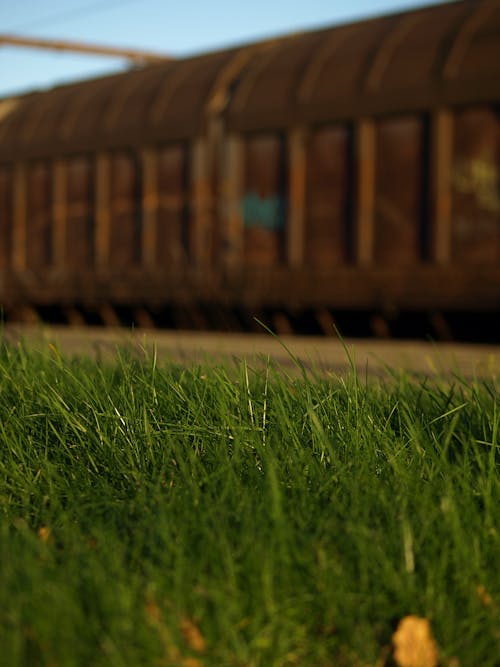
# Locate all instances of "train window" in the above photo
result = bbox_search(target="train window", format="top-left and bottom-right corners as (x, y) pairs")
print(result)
(109, 151), (142, 268)
(26, 162), (52, 271)
(374, 116), (426, 265)
(451, 107), (500, 264)
(156, 144), (189, 267)
(243, 133), (287, 266)
(66, 156), (94, 268)
(0, 166), (12, 270)
(305, 125), (351, 266)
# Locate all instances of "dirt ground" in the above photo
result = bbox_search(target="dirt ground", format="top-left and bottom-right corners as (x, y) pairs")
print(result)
(2, 324), (498, 379)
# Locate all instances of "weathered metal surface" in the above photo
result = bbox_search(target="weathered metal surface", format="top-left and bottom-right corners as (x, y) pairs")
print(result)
(287, 127), (307, 268)
(243, 134), (286, 266)
(205, 47), (258, 116)
(374, 116), (425, 265)
(2, 1), (499, 163)
(156, 145), (188, 267)
(0, 94), (32, 145)
(140, 148), (158, 269)
(26, 162), (52, 271)
(12, 162), (27, 272)
(430, 110), (453, 264)
(69, 77), (127, 147)
(364, 14), (423, 92)
(94, 153), (110, 268)
(230, 32), (322, 128)
(51, 159), (67, 268)
(66, 156), (94, 268)
(221, 134), (244, 269)
(190, 137), (213, 267)
(109, 151), (141, 268)
(443, 0), (500, 80)
(303, 18), (390, 112)
(2, 265), (497, 312)
(451, 106), (500, 263)
(0, 166), (12, 270)
(355, 120), (375, 265)
(296, 26), (358, 104)
(0, 53), (234, 162)
(104, 66), (165, 131)
(375, 5), (461, 90)
(228, 1), (500, 131)
(305, 125), (350, 267)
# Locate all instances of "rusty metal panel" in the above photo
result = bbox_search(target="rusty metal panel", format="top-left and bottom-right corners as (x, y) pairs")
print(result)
(26, 162), (52, 270)
(104, 66), (165, 131)
(243, 133), (286, 266)
(356, 120), (376, 265)
(1, 2), (500, 165)
(364, 14), (423, 93)
(190, 137), (213, 267)
(149, 52), (232, 132)
(23, 87), (75, 147)
(66, 75), (126, 143)
(449, 4), (500, 81)
(0, 95), (36, 149)
(377, 3), (467, 90)
(430, 110), (453, 264)
(305, 125), (350, 267)
(307, 19), (390, 105)
(297, 28), (356, 105)
(95, 153), (110, 267)
(12, 163), (27, 271)
(287, 127), (307, 267)
(451, 106), (500, 264)
(0, 166), (12, 270)
(374, 116), (425, 265)
(156, 144), (188, 266)
(60, 78), (121, 142)
(109, 151), (141, 268)
(66, 156), (94, 268)
(230, 33), (321, 126)
(0, 53), (236, 162)
(52, 159), (67, 268)
(140, 149), (158, 268)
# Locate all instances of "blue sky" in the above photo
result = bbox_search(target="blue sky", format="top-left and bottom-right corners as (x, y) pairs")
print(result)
(1, 0), (450, 98)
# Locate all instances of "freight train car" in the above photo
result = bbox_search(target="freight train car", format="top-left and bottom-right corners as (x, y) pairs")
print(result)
(0, 0), (499, 338)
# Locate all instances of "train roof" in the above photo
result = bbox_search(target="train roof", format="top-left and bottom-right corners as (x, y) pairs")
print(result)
(1, 0), (499, 161)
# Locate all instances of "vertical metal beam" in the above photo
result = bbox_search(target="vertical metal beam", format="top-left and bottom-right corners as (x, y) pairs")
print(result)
(430, 109), (453, 264)
(95, 152), (111, 268)
(12, 161), (27, 272)
(191, 137), (212, 267)
(52, 159), (67, 268)
(223, 133), (244, 269)
(141, 148), (158, 269)
(287, 126), (307, 268)
(355, 119), (375, 265)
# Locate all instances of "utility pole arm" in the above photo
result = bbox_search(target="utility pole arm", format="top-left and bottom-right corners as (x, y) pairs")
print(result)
(0, 34), (170, 65)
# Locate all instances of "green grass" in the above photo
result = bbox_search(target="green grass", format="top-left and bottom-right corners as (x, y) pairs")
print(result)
(0, 340), (498, 667)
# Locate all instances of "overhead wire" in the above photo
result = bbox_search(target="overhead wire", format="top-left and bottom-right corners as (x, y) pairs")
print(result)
(6, 0), (142, 32)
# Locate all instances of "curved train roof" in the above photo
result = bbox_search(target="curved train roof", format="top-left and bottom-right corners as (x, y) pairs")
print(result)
(1, 0), (499, 161)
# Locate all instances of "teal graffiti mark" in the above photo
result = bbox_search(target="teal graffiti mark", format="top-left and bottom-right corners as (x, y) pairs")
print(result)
(242, 192), (286, 231)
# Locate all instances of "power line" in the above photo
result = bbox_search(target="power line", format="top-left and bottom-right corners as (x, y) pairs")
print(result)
(7, 0), (142, 32)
